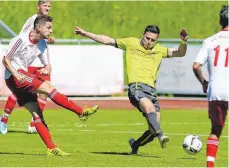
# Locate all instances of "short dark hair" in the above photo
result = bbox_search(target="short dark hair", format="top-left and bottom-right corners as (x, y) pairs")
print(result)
(219, 5), (228, 28)
(34, 15), (53, 29)
(144, 25), (160, 35)
(38, 0), (51, 5)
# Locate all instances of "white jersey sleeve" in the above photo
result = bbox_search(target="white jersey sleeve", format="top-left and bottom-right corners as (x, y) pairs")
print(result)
(19, 14), (37, 34)
(6, 37), (23, 60)
(195, 41), (208, 65)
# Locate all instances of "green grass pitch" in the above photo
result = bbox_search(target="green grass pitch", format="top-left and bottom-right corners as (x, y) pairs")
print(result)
(0, 108), (228, 167)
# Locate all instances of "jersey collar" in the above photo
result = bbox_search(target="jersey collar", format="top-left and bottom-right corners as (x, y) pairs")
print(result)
(29, 31), (38, 44)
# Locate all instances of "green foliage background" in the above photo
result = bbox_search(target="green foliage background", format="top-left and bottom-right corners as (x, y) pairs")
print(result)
(0, 1), (227, 38)
(0, 1), (227, 86)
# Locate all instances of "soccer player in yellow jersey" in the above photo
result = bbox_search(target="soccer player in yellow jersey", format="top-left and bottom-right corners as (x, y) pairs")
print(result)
(74, 25), (188, 154)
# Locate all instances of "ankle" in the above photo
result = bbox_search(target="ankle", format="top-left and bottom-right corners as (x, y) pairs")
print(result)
(158, 134), (164, 141)
(30, 122), (35, 127)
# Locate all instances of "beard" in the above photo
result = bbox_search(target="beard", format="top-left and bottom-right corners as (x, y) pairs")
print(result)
(42, 35), (49, 39)
(144, 44), (153, 50)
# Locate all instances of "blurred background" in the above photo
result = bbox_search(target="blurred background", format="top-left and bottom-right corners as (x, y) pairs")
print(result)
(0, 1), (228, 167)
(0, 0), (227, 97)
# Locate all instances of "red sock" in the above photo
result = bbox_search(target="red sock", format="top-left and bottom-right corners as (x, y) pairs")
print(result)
(4, 94), (17, 114)
(49, 89), (83, 115)
(206, 137), (219, 168)
(34, 117), (56, 149)
(1, 94), (17, 124)
(30, 120), (35, 127)
(38, 96), (47, 112)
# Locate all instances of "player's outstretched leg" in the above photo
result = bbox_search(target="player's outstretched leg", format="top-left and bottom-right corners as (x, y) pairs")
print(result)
(48, 89), (99, 120)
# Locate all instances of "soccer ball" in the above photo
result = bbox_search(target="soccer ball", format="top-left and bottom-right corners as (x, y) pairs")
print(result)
(182, 135), (202, 155)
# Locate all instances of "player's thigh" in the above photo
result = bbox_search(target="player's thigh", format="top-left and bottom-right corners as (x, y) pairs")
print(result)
(139, 97), (155, 113)
(5, 76), (38, 107)
(128, 82), (147, 112)
(38, 93), (48, 100)
(37, 81), (50, 99)
(208, 101), (228, 127)
(128, 82), (159, 113)
(36, 81), (55, 95)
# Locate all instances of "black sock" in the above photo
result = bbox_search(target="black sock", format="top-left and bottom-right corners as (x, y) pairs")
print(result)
(134, 130), (155, 148)
(146, 112), (163, 138)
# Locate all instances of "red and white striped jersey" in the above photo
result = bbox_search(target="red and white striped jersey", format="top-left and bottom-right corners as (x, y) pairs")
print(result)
(20, 14), (49, 67)
(5, 32), (49, 79)
(195, 29), (229, 101)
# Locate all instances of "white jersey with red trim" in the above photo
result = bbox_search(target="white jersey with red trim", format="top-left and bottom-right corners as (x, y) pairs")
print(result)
(5, 32), (49, 79)
(195, 30), (229, 101)
(20, 13), (48, 67)
(20, 14), (37, 34)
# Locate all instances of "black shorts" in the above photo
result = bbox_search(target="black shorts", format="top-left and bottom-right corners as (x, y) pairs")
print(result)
(208, 101), (228, 127)
(128, 82), (160, 112)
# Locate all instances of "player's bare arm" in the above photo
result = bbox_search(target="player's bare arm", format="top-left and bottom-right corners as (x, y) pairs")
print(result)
(168, 28), (188, 57)
(74, 26), (116, 47)
(193, 62), (208, 93)
(2, 56), (26, 83)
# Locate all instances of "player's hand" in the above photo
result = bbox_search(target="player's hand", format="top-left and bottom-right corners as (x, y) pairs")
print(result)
(15, 73), (26, 83)
(37, 68), (49, 75)
(180, 28), (188, 41)
(47, 37), (56, 44)
(74, 26), (86, 36)
(202, 79), (208, 93)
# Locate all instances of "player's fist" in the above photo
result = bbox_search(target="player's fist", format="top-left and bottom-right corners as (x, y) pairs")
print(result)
(74, 26), (86, 36)
(202, 80), (208, 93)
(180, 28), (188, 41)
(37, 68), (49, 75)
(48, 37), (56, 44)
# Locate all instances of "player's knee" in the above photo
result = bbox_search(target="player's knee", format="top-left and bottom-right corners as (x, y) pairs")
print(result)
(142, 105), (155, 113)
(43, 82), (55, 94)
(149, 105), (156, 112)
(38, 93), (48, 100)
(139, 98), (155, 113)
(211, 125), (223, 138)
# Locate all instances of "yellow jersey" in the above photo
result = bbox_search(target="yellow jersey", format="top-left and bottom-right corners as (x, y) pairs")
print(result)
(116, 37), (168, 88)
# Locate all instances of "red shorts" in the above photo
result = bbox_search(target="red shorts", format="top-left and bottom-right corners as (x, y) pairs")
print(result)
(5, 69), (44, 106)
(28, 66), (51, 81)
(208, 101), (228, 127)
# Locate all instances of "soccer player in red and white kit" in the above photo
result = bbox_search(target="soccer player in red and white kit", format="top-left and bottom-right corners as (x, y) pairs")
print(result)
(0, 0), (55, 134)
(2, 15), (98, 155)
(193, 5), (228, 168)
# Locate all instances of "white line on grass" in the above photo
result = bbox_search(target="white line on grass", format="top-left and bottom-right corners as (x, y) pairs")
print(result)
(7, 127), (229, 138)
(76, 129), (229, 138)
(9, 122), (216, 127)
